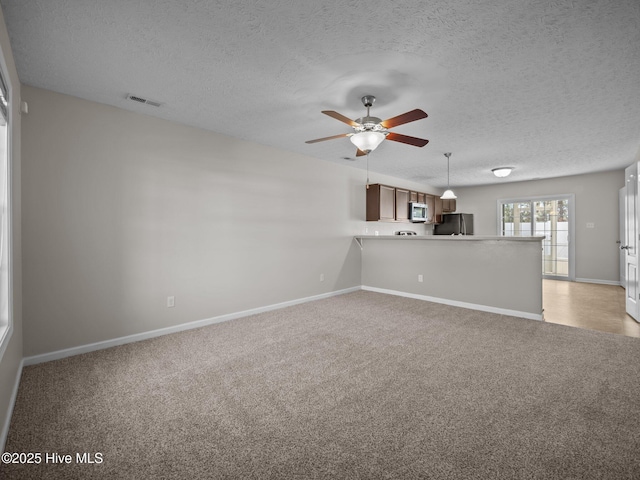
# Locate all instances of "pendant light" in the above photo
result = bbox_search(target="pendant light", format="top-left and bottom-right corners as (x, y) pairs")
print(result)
(441, 152), (457, 199)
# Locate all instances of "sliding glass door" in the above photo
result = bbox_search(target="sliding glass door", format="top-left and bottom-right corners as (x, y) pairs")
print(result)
(499, 195), (575, 280)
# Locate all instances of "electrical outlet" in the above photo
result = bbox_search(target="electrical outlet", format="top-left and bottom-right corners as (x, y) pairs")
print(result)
(320, 273), (324, 282)
(167, 296), (175, 308)
(586, 222), (595, 229)
(418, 274), (424, 282)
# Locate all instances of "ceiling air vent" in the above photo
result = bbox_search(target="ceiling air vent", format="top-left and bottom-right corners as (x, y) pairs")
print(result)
(126, 94), (163, 107)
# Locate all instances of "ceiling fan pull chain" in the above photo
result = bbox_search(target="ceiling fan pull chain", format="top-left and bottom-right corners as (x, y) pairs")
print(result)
(366, 152), (370, 188)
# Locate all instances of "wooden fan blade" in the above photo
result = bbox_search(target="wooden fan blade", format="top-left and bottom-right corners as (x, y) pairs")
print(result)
(386, 132), (429, 147)
(380, 109), (428, 129)
(305, 133), (350, 144)
(322, 110), (360, 127)
(356, 149), (368, 157)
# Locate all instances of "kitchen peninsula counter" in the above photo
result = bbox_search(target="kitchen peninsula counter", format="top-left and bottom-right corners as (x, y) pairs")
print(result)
(355, 234), (544, 320)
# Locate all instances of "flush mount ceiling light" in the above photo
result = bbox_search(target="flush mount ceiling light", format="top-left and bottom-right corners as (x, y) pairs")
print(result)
(441, 152), (457, 200)
(492, 167), (513, 178)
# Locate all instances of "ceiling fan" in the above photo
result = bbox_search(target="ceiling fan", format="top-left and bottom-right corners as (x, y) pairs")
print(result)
(305, 95), (429, 157)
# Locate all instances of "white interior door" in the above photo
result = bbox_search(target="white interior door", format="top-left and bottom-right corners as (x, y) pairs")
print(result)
(624, 163), (638, 320)
(620, 186), (626, 287)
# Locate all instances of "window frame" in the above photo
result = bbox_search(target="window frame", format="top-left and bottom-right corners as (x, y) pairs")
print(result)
(0, 44), (13, 363)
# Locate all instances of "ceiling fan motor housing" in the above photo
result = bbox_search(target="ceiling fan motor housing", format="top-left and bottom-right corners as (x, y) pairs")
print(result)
(361, 95), (376, 108)
(354, 116), (386, 133)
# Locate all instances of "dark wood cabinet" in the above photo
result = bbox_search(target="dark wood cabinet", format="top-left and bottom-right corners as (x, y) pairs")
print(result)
(395, 188), (410, 221)
(425, 194), (436, 224)
(442, 198), (457, 213)
(367, 184), (441, 223)
(410, 191), (427, 204)
(366, 184), (396, 221)
(433, 196), (444, 224)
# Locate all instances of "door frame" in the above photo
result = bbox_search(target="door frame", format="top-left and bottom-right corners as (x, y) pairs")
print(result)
(497, 194), (576, 281)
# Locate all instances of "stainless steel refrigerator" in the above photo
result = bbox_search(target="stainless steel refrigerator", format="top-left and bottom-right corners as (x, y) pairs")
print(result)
(433, 213), (474, 235)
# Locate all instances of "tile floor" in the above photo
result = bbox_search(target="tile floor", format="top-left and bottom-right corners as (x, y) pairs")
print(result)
(543, 279), (640, 338)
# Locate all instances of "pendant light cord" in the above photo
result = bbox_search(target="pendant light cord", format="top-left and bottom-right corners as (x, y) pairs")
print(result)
(447, 157), (450, 189)
(445, 152), (452, 189)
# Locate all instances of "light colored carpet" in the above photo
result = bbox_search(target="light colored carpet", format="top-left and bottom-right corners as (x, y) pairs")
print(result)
(2, 290), (640, 479)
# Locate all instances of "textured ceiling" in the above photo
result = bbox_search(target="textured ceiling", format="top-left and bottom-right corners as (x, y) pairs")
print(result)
(1, 0), (639, 187)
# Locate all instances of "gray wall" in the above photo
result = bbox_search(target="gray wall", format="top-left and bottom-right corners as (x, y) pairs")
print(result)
(361, 237), (543, 317)
(20, 86), (437, 357)
(0, 4), (22, 450)
(454, 170), (624, 283)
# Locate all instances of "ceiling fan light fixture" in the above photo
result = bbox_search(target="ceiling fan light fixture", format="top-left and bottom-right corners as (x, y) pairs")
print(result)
(492, 167), (513, 178)
(350, 131), (385, 153)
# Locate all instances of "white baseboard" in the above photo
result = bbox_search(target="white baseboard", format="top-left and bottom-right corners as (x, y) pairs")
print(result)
(362, 286), (543, 321)
(23, 287), (361, 366)
(575, 278), (622, 286)
(1, 357), (23, 452)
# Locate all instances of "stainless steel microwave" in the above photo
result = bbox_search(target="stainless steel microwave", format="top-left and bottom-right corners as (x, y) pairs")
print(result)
(409, 202), (428, 222)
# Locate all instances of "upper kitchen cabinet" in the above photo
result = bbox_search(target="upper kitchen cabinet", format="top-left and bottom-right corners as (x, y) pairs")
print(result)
(395, 188), (410, 221)
(428, 197), (456, 224)
(431, 195), (444, 224)
(366, 184), (396, 221)
(424, 194), (436, 224)
(367, 184), (439, 223)
(410, 191), (427, 204)
(442, 198), (457, 213)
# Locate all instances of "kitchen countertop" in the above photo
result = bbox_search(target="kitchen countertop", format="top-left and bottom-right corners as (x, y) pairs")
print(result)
(354, 235), (545, 242)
